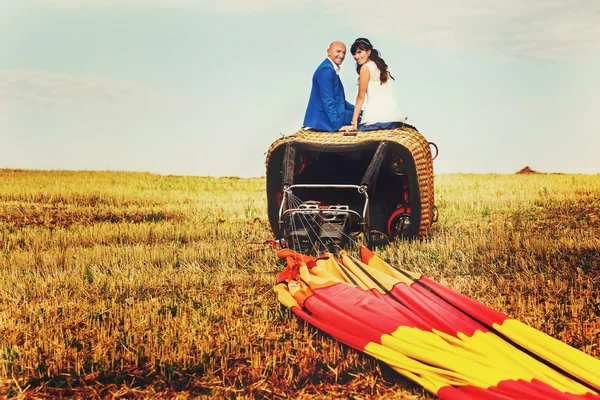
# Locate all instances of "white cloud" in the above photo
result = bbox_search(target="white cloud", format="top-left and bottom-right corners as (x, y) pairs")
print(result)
(0, 68), (264, 177)
(32, 0), (314, 13)
(325, 0), (600, 59)
(30, 0), (600, 59)
(0, 69), (197, 115)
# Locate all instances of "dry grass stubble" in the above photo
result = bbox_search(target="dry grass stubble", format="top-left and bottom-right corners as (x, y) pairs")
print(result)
(0, 169), (598, 398)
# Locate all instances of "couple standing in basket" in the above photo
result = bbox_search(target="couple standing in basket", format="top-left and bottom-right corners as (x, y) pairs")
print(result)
(303, 38), (405, 133)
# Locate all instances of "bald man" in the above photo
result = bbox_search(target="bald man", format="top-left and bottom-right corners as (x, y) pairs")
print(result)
(303, 41), (356, 132)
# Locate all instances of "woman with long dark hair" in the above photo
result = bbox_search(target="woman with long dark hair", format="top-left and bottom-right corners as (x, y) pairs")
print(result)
(342, 38), (403, 131)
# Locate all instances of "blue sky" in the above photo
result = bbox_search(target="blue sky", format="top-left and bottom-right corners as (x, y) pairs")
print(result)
(1, 0), (599, 177)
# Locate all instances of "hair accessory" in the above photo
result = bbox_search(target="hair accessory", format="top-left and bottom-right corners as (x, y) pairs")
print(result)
(355, 39), (372, 47)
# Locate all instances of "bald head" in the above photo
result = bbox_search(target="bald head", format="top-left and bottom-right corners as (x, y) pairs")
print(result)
(327, 41), (347, 66)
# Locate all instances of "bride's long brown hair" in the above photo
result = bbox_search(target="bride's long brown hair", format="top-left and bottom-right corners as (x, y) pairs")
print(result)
(350, 38), (393, 84)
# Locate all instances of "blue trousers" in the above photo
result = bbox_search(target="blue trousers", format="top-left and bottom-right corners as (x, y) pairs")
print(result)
(358, 121), (406, 131)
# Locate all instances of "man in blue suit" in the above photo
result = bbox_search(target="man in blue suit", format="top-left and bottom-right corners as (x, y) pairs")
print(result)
(303, 41), (355, 132)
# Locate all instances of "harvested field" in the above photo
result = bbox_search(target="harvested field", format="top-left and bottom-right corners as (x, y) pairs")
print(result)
(1, 169), (599, 398)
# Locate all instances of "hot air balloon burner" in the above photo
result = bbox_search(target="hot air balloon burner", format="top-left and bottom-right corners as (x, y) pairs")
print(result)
(279, 184), (369, 254)
(319, 205), (352, 252)
(284, 202), (323, 254)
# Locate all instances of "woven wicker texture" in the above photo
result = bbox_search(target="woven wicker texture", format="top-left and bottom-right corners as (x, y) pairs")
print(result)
(265, 127), (435, 237)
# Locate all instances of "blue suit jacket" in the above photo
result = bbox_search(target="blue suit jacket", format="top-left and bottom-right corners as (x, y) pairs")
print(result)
(303, 59), (354, 132)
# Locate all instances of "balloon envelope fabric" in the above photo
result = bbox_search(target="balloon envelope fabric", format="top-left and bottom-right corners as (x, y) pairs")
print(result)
(273, 247), (600, 399)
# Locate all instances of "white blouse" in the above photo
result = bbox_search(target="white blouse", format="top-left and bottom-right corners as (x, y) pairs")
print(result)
(360, 61), (403, 125)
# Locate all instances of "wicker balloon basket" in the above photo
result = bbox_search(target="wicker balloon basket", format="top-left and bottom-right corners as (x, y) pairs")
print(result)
(265, 125), (437, 247)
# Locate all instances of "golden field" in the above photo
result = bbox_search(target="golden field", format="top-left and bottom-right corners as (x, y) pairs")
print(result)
(0, 168), (599, 399)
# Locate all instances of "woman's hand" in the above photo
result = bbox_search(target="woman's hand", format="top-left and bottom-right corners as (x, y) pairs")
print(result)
(338, 125), (354, 132)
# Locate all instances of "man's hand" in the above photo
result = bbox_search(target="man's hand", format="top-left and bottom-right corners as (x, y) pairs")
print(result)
(338, 125), (354, 132)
